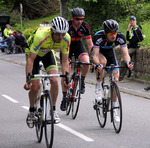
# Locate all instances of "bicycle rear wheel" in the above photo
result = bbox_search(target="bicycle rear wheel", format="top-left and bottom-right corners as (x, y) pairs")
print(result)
(35, 96), (43, 142)
(111, 83), (122, 133)
(44, 90), (54, 148)
(66, 88), (72, 115)
(72, 77), (81, 119)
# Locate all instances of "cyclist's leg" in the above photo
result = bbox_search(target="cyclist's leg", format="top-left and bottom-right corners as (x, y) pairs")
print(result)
(74, 41), (89, 94)
(94, 54), (106, 102)
(26, 56), (41, 128)
(43, 50), (60, 123)
(60, 50), (72, 111)
(77, 41), (90, 75)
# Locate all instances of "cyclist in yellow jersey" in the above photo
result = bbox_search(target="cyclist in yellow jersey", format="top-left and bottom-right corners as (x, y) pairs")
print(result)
(24, 16), (71, 127)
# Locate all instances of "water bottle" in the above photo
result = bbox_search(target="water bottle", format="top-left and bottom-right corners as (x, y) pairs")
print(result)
(104, 85), (109, 99)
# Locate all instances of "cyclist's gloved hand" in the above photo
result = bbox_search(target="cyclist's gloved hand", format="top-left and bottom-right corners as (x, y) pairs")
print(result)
(95, 63), (103, 71)
(24, 82), (32, 90)
(24, 73), (32, 90)
(126, 61), (134, 69)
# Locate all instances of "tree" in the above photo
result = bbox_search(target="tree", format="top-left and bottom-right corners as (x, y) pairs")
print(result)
(60, 0), (68, 19)
(114, 0), (144, 17)
(13, 0), (60, 19)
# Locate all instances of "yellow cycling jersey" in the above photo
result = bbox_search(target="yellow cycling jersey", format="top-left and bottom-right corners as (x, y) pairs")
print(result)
(25, 26), (71, 57)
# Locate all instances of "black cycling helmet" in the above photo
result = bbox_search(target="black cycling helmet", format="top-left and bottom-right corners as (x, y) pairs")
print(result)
(102, 19), (119, 33)
(71, 7), (85, 18)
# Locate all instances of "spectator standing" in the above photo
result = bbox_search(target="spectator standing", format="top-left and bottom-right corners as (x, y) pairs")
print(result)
(119, 16), (144, 81)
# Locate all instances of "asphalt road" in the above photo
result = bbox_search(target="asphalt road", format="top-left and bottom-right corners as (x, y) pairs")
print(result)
(0, 53), (150, 148)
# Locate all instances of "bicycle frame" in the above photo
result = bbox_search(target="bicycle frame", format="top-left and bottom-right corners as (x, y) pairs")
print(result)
(70, 63), (81, 100)
(66, 61), (92, 119)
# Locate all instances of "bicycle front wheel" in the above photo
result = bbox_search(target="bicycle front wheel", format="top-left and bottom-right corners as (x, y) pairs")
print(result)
(72, 77), (81, 119)
(111, 83), (122, 133)
(35, 96), (43, 142)
(44, 90), (54, 148)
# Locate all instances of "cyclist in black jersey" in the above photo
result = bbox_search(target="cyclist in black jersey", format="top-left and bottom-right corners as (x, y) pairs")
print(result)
(92, 19), (133, 122)
(60, 7), (93, 111)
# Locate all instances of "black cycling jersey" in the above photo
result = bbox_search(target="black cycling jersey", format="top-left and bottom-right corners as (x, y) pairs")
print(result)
(93, 30), (127, 50)
(68, 20), (92, 42)
(93, 30), (127, 70)
(67, 20), (92, 60)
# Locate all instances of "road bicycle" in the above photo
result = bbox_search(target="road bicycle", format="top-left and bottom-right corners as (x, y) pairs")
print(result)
(65, 61), (92, 119)
(93, 64), (132, 133)
(27, 63), (69, 148)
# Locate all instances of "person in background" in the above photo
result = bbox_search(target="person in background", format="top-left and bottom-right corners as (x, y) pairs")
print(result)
(0, 33), (15, 53)
(119, 16), (144, 81)
(17, 30), (27, 52)
(3, 24), (12, 39)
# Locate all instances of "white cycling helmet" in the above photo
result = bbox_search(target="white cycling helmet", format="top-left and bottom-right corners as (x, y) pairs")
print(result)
(51, 16), (69, 34)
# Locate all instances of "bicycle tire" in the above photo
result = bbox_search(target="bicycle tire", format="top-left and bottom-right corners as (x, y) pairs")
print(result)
(66, 88), (72, 115)
(35, 96), (43, 143)
(111, 83), (122, 133)
(72, 77), (81, 119)
(44, 90), (54, 148)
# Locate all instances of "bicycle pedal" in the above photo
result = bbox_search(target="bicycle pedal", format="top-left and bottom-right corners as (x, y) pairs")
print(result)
(93, 104), (97, 110)
(38, 108), (42, 113)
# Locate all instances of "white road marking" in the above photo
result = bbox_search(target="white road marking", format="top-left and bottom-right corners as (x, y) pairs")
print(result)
(57, 123), (94, 142)
(9, 101), (94, 143)
(22, 106), (29, 110)
(2, 94), (19, 103)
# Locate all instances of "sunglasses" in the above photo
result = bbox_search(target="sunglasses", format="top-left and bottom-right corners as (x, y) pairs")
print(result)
(107, 32), (117, 36)
(55, 33), (66, 36)
(75, 18), (84, 21)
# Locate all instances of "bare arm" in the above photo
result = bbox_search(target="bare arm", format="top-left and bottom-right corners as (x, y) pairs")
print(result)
(121, 46), (131, 63)
(26, 52), (37, 82)
(93, 46), (100, 65)
(61, 53), (69, 74)
(86, 38), (93, 56)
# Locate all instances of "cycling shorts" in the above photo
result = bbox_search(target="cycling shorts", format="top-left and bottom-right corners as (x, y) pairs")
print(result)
(69, 40), (88, 60)
(27, 50), (58, 75)
(100, 48), (119, 72)
(91, 48), (119, 72)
